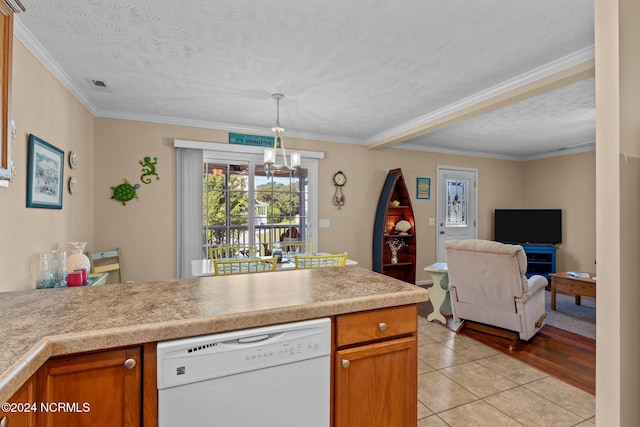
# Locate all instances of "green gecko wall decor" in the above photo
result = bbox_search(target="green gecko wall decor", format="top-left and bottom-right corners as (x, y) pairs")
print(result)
(140, 156), (159, 184)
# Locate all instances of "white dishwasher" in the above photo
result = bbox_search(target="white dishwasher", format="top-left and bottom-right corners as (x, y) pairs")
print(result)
(157, 317), (331, 427)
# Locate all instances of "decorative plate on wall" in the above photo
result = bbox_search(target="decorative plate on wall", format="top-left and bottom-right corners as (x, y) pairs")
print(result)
(69, 151), (78, 169)
(68, 176), (78, 194)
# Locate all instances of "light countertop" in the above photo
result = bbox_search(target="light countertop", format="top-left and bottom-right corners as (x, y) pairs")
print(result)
(0, 266), (428, 402)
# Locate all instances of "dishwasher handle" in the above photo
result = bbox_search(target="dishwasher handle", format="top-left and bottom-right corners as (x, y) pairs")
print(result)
(237, 334), (270, 344)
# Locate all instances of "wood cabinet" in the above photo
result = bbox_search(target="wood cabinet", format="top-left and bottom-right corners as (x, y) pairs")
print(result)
(0, 1), (14, 183)
(37, 347), (142, 427)
(1, 344), (156, 427)
(373, 169), (416, 284)
(0, 374), (37, 427)
(334, 305), (418, 427)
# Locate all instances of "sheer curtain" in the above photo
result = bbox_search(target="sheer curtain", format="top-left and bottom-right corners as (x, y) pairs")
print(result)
(176, 147), (203, 278)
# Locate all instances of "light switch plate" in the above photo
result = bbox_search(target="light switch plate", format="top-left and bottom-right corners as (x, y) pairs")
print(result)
(319, 219), (330, 228)
(428, 218), (435, 226)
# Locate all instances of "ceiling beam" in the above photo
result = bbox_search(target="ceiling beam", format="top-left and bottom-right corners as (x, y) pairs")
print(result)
(367, 59), (595, 150)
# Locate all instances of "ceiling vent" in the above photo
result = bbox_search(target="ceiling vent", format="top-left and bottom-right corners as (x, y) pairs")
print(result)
(86, 78), (112, 93)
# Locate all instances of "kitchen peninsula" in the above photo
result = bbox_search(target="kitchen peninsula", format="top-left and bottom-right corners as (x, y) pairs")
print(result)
(0, 266), (428, 426)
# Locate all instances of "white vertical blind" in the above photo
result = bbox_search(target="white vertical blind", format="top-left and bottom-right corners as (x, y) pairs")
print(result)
(176, 147), (203, 278)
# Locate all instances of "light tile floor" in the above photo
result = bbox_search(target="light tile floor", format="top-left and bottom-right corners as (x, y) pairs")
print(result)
(417, 316), (596, 426)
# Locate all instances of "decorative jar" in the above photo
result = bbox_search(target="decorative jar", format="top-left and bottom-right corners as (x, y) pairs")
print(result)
(67, 242), (91, 273)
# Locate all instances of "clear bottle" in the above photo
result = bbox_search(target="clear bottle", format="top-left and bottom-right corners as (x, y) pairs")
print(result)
(36, 253), (54, 289)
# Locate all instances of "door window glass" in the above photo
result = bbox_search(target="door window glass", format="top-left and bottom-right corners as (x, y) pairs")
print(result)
(446, 179), (468, 227)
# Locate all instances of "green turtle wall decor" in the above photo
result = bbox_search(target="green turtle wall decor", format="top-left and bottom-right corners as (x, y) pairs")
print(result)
(111, 178), (140, 205)
(140, 156), (159, 184)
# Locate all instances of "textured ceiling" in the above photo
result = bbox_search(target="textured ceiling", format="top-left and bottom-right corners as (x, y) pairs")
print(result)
(15, 0), (595, 159)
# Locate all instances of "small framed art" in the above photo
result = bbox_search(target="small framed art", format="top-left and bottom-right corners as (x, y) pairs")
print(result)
(416, 177), (431, 200)
(27, 134), (64, 209)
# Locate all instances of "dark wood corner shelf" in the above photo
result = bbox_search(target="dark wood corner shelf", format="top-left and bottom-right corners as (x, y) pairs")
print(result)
(383, 262), (414, 268)
(373, 168), (416, 284)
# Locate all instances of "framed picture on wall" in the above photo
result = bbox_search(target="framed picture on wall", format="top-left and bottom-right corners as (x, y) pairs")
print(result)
(416, 177), (431, 200)
(27, 134), (64, 209)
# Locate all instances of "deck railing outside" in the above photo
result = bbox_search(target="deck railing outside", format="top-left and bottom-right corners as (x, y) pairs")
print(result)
(202, 224), (304, 258)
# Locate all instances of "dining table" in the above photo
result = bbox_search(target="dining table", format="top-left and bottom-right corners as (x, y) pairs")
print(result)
(191, 254), (357, 277)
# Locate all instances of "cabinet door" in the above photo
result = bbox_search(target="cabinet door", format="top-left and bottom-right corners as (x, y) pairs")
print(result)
(0, 374), (37, 427)
(335, 336), (417, 427)
(37, 347), (142, 427)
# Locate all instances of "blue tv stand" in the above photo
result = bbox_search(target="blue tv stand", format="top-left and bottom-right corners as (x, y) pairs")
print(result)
(521, 244), (556, 279)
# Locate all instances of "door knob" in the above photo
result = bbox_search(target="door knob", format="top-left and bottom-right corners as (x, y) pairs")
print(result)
(124, 358), (137, 369)
(440, 231), (445, 235)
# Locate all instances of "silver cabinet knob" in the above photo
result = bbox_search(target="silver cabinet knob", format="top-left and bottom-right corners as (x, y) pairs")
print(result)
(341, 359), (350, 368)
(378, 322), (387, 331)
(124, 358), (137, 369)
(0, 416), (8, 427)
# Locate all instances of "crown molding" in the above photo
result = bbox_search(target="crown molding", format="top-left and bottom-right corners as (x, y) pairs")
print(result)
(394, 142), (521, 161)
(13, 17), (99, 116)
(95, 108), (362, 145)
(396, 139), (595, 161)
(366, 45), (595, 147)
(520, 141), (595, 161)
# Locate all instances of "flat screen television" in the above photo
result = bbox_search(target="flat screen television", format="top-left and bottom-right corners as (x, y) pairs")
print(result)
(494, 209), (562, 244)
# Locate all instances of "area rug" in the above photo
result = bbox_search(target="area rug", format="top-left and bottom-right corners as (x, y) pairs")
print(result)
(544, 290), (596, 339)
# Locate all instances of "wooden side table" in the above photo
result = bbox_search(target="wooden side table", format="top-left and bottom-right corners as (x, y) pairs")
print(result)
(549, 272), (596, 310)
(424, 263), (449, 323)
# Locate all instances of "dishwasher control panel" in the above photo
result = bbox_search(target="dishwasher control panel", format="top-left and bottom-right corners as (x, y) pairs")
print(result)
(157, 317), (331, 389)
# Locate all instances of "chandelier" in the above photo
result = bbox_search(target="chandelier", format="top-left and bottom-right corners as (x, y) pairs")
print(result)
(263, 93), (300, 177)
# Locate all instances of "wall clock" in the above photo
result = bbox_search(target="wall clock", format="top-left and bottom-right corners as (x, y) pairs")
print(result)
(332, 171), (346, 209)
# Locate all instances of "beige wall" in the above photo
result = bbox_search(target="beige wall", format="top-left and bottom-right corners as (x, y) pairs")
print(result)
(0, 40), (94, 291)
(91, 117), (592, 284)
(91, 120), (531, 284)
(524, 151), (596, 272)
(0, 39), (596, 294)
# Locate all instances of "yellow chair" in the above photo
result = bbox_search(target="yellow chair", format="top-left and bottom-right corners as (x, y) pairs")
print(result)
(86, 248), (123, 283)
(295, 253), (347, 269)
(280, 242), (314, 254)
(209, 245), (257, 259)
(213, 258), (277, 276)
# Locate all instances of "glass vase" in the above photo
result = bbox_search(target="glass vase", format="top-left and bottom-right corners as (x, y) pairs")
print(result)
(51, 250), (67, 287)
(390, 248), (398, 264)
(36, 253), (54, 289)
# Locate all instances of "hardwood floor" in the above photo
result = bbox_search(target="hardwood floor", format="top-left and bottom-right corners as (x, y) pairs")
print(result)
(418, 302), (596, 395)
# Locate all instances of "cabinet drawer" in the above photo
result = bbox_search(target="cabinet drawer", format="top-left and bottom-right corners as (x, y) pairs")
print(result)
(336, 305), (417, 348)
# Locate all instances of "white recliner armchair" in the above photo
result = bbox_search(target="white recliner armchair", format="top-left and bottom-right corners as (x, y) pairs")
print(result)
(445, 239), (548, 346)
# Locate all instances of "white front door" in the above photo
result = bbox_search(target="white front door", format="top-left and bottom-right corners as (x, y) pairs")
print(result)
(436, 166), (478, 262)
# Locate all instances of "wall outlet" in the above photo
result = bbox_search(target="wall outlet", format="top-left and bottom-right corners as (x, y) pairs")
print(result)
(319, 219), (330, 228)
(428, 218), (435, 226)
